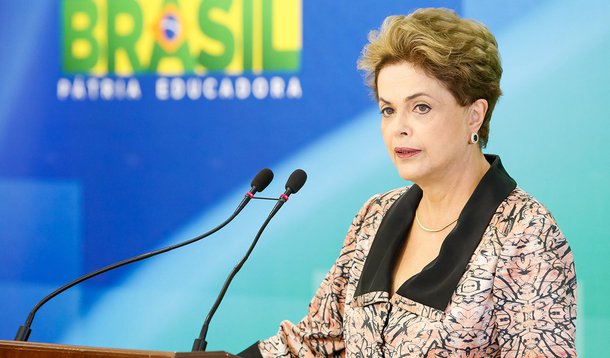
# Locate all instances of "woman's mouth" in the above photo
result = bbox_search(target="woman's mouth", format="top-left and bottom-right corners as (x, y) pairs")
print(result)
(394, 147), (421, 159)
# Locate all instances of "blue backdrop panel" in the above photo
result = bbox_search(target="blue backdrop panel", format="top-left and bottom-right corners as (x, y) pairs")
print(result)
(0, 180), (81, 342)
(0, 0), (608, 356)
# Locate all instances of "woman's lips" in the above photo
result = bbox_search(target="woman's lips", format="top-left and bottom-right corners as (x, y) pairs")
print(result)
(394, 147), (421, 159)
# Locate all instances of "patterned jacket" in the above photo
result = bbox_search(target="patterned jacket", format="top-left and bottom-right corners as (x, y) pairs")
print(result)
(241, 155), (577, 357)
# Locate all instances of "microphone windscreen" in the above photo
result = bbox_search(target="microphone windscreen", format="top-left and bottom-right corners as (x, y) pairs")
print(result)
(251, 168), (274, 192)
(286, 169), (307, 193)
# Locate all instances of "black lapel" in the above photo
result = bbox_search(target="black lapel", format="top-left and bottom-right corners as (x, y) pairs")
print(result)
(353, 184), (422, 296)
(353, 154), (517, 310)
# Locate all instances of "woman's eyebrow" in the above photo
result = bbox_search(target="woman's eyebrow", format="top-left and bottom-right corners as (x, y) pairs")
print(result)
(404, 92), (431, 101)
(379, 92), (431, 105)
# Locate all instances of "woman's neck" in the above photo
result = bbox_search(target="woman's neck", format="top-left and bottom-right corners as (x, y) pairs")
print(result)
(416, 152), (490, 227)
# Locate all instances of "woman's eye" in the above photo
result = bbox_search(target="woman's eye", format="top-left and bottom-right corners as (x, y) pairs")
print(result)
(414, 104), (431, 114)
(380, 107), (394, 116)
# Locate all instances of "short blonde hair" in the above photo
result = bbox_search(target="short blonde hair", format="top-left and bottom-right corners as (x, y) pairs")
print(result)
(357, 8), (502, 147)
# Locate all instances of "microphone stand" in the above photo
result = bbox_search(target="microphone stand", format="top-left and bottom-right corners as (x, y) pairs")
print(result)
(191, 169), (306, 352)
(191, 198), (286, 352)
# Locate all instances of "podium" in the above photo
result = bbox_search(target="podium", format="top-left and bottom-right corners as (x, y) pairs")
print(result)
(0, 341), (236, 358)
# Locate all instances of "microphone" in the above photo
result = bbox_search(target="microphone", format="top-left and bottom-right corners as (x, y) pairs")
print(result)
(14, 168), (274, 342)
(269, 168), (307, 217)
(192, 169), (308, 352)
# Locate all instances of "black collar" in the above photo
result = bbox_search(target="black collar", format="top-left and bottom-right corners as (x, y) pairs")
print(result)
(353, 154), (517, 310)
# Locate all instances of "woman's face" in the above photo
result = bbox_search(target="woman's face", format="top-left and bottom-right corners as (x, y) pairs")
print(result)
(377, 61), (480, 185)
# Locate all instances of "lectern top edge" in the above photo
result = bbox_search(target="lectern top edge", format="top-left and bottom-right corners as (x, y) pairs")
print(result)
(0, 340), (237, 358)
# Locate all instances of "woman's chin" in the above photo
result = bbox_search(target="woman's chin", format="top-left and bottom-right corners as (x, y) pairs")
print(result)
(395, 168), (422, 183)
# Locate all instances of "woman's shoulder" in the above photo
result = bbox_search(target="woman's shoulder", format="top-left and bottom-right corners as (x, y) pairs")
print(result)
(504, 186), (557, 222)
(358, 186), (411, 215)
(499, 186), (571, 253)
(346, 186), (411, 231)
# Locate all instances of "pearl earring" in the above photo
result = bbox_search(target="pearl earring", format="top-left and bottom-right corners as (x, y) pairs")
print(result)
(470, 132), (479, 144)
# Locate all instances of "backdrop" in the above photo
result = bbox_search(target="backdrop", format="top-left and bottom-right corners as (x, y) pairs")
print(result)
(1, 0), (608, 356)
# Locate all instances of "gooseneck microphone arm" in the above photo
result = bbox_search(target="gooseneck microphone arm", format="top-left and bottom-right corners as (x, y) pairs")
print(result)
(192, 169), (307, 352)
(14, 168), (274, 342)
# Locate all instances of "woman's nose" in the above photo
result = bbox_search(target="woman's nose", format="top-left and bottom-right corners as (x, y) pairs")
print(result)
(396, 112), (411, 136)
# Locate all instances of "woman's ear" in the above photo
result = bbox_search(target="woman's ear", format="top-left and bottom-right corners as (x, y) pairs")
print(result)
(468, 99), (488, 132)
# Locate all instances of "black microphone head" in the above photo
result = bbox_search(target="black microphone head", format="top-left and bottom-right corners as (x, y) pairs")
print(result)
(251, 168), (274, 193)
(286, 169), (307, 194)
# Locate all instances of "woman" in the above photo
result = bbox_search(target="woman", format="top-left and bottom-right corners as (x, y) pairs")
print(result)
(241, 8), (577, 357)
